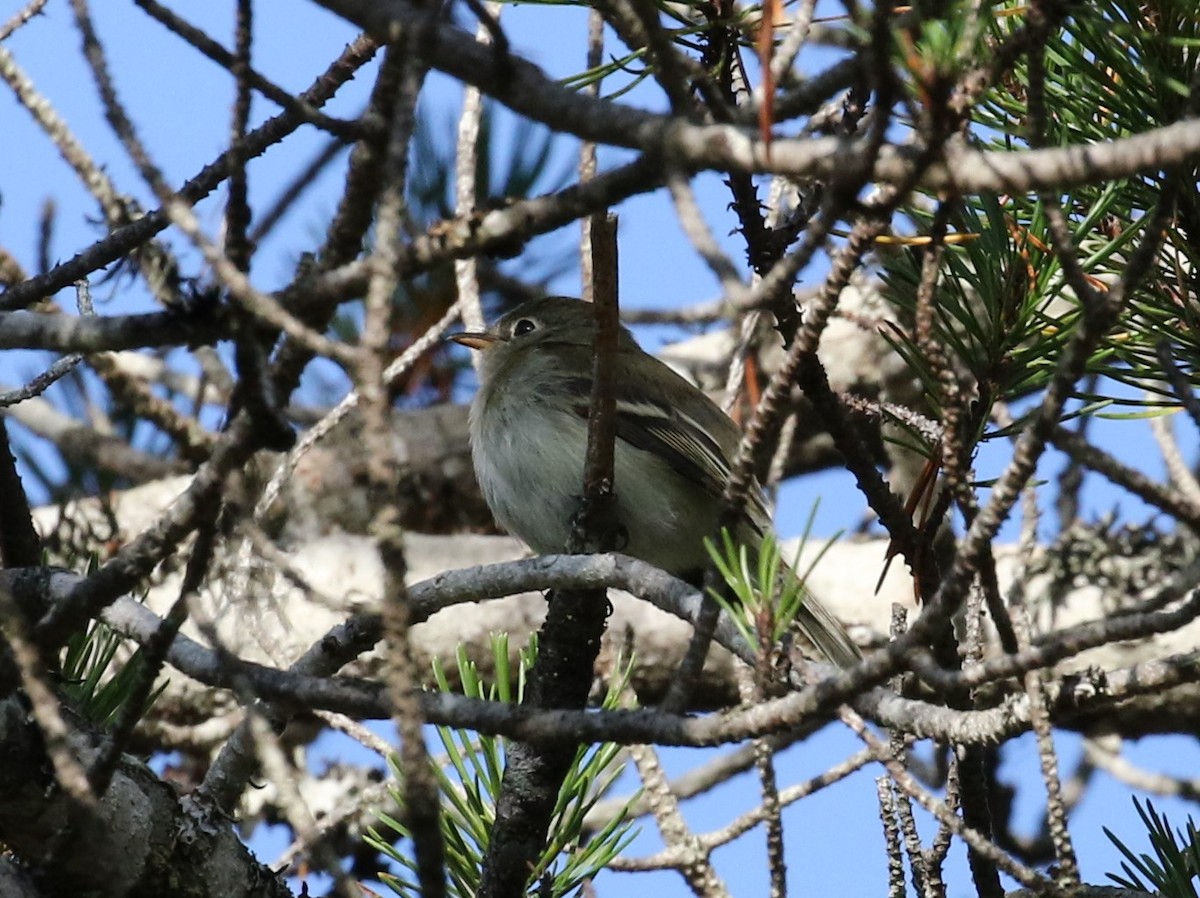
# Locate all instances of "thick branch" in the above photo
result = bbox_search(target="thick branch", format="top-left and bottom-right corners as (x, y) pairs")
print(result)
(0, 695), (292, 898)
(317, 0), (1200, 194)
(0, 306), (226, 352)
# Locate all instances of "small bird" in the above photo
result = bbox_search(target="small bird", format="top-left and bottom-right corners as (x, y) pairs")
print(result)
(450, 296), (860, 667)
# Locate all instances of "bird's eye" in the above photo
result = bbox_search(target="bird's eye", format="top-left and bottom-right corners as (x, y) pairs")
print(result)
(512, 318), (538, 337)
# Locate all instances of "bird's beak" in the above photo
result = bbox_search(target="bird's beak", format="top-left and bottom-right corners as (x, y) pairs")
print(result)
(447, 331), (501, 351)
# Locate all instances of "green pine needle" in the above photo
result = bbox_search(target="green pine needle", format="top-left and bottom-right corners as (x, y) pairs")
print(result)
(1105, 797), (1200, 897)
(703, 508), (837, 648)
(367, 634), (639, 898)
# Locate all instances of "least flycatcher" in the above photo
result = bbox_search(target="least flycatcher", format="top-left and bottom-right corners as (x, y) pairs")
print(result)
(450, 296), (859, 667)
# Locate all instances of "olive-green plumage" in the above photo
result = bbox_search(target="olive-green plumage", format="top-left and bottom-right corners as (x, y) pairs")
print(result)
(452, 296), (860, 668)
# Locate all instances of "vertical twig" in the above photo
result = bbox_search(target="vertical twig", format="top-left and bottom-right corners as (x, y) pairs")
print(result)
(924, 752), (958, 894)
(225, 0), (294, 452)
(579, 5), (603, 303)
(1011, 486), (1079, 886)
(877, 778), (907, 898)
(356, 28), (445, 898)
(883, 604), (933, 897)
(578, 212), (620, 517)
(455, 4), (502, 338)
(737, 662), (787, 898)
(225, 0), (253, 274)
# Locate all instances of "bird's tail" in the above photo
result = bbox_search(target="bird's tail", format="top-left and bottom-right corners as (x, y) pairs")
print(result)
(791, 584), (862, 668)
(722, 523), (862, 668)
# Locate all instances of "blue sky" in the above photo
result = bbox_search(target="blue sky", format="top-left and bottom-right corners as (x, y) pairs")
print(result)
(2, 2), (1198, 896)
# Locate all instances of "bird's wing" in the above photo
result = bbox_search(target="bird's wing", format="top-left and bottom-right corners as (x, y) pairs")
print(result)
(556, 349), (773, 531)
(612, 396), (775, 534)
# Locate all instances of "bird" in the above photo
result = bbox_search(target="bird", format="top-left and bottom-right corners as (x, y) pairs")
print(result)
(449, 296), (860, 667)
